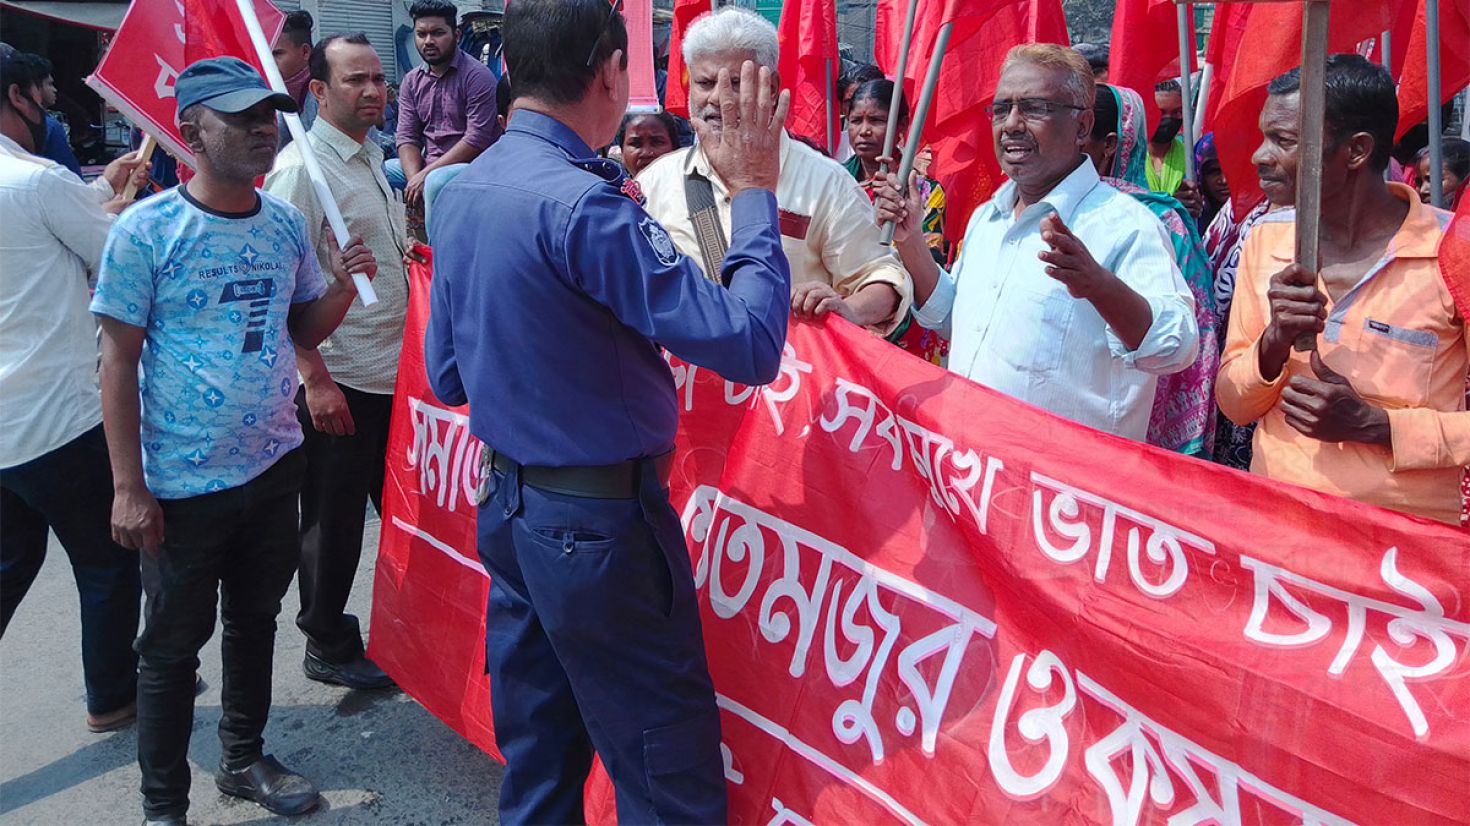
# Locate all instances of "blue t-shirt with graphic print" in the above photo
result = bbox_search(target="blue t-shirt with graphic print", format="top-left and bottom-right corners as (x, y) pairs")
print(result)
(91, 186), (326, 500)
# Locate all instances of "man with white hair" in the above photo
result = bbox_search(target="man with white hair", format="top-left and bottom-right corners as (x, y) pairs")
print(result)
(873, 44), (1198, 440)
(638, 6), (911, 333)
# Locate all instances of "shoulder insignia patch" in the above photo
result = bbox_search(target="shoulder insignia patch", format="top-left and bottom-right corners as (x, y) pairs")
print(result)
(639, 216), (680, 266)
(621, 177), (646, 205)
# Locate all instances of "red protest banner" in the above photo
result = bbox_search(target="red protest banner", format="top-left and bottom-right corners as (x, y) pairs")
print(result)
(85, 0), (285, 165)
(624, 0), (661, 113)
(369, 257), (1470, 823)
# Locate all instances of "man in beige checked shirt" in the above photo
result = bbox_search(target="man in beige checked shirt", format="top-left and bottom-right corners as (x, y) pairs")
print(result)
(264, 33), (407, 691)
(637, 7), (911, 334)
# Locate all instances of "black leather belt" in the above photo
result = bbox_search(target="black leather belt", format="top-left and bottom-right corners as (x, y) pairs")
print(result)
(490, 450), (673, 500)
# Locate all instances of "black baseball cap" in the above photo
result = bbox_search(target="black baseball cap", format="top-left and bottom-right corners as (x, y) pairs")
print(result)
(174, 57), (297, 117)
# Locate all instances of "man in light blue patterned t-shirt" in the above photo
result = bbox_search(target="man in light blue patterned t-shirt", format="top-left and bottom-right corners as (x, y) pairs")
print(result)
(91, 57), (376, 826)
(93, 186), (327, 497)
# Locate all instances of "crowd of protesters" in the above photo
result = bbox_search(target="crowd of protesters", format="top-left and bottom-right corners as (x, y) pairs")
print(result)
(0, 0), (1465, 823)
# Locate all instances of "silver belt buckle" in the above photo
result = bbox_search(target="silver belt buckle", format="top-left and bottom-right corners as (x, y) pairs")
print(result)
(474, 446), (494, 506)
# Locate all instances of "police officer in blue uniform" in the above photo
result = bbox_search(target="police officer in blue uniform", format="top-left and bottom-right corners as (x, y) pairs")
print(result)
(424, 0), (792, 822)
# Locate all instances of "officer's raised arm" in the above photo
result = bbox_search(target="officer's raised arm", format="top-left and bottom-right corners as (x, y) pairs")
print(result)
(569, 61), (793, 385)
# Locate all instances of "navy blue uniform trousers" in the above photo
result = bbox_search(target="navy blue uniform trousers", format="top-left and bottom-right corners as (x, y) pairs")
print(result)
(0, 425), (140, 715)
(477, 461), (727, 826)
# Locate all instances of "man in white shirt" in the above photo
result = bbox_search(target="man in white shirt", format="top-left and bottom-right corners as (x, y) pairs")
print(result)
(874, 44), (1198, 439)
(0, 45), (148, 733)
(264, 34), (406, 691)
(637, 6), (911, 333)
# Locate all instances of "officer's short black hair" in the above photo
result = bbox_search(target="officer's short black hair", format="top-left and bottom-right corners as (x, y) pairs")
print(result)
(310, 33), (374, 83)
(504, 0), (629, 106)
(0, 46), (42, 112)
(1268, 53), (1397, 172)
(496, 73), (513, 119)
(1154, 78), (1181, 94)
(410, 0), (458, 30)
(282, 11), (314, 47)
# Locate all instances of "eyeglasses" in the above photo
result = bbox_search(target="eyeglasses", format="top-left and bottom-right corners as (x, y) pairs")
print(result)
(985, 98), (1087, 122)
(585, 0), (622, 68)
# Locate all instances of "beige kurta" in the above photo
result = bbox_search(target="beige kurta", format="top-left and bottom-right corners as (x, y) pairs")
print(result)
(636, 133), (912, 333)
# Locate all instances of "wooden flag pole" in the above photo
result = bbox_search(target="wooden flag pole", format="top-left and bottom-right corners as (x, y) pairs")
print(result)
(120, 134), (156, 201)
(879, 21), (953, 246)
(1292, 0), (1330, 351)
(879, 0), (922, 175)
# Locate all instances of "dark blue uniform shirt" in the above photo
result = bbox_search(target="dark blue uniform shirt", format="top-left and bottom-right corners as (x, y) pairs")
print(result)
(425, 110), (791, 467)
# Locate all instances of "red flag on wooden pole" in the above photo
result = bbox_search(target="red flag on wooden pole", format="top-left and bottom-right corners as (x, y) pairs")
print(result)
(85, 0), (284, 166)
(1209, 1), (1396, 220)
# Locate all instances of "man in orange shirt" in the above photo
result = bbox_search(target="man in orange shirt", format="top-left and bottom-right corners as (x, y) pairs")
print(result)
(1217, 55), (1466, 525)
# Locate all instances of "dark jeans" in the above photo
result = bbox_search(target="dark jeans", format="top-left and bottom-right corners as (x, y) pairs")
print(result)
(293, 384), (393, 663)
(478, 461), (727, 826)
(136, 448), (305, 819)
(0, 425), (140, 715)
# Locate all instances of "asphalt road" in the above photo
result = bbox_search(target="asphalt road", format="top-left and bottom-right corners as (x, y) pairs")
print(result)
(0, 514), (504, 825)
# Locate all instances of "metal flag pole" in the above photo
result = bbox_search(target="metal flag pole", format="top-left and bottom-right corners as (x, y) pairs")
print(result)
(879, 20), (953, 246)
(1380, 28), (1391, 69)
(1293, 0), (1330, 351)
(1193, 61), (1212, 144)
(1426, 0), (1445, 208)
(1177, 2), (1196, 180)
(825, 58), (836, 156)
(880, 0), (922, 174)
(233, 0), (378, 306)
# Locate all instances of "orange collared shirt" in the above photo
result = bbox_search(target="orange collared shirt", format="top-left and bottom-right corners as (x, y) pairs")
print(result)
(1217, 184), (1467, 525)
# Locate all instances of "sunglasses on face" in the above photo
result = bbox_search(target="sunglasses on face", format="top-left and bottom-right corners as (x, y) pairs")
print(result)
(985, 98), (1086, 122)
(585, 0), (623, 68)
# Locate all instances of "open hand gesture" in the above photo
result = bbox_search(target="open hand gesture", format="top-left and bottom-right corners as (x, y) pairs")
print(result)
(696, 61), (790, 196)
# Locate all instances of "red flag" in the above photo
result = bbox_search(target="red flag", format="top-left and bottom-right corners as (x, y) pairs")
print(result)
(878, 0), (1068, 240)
(776, 0), (839, 152)
(1439, 185), (1470, 321)
(1396, 0), (1470, 140)
(664, 0), (707, 119)
(182, 0), (285, 76)
(1386, 0), (1420, 77)
(84, 0), (283, 166)
(1209, 2), (1395, 220)
(1110, 0), (1198, 135)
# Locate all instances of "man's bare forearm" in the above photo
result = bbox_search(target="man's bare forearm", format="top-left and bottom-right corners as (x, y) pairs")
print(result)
(398, 144), (426, 179)
(894, 231), (941, 309)
(845, 282), (902, 328)
(422, 139), (484, 174)
(99, 348), (147, 492)
(1087, 276), (1154, 351)
(289, 286), (355, 350)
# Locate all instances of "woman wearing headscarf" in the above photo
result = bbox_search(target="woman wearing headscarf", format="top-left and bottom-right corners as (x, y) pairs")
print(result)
(1082, 83), (1219, 459)
(1194, 133), (1232, 231)
(844, 78), (950, 366)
